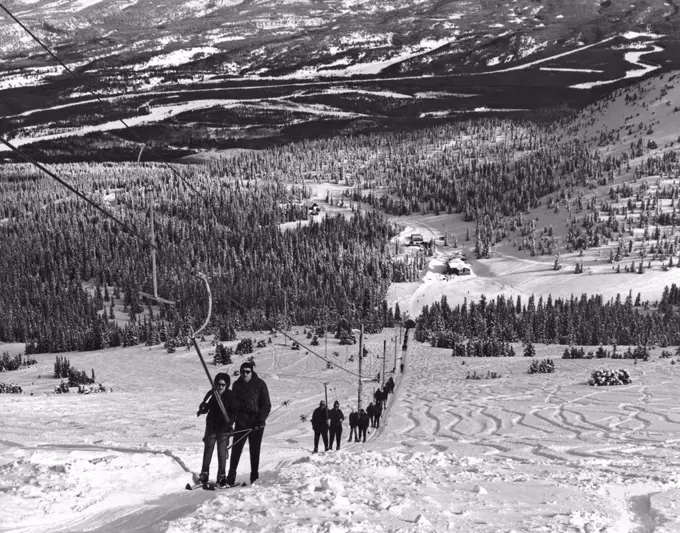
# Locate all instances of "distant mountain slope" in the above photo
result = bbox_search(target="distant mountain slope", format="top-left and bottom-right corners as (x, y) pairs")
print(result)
(565, 69), (680, 156)
(2, 0), (680, 159)
(2, 0), (679, 79)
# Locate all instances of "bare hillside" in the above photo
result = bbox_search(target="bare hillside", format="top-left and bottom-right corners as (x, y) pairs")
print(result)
(567, 69), (680, 157)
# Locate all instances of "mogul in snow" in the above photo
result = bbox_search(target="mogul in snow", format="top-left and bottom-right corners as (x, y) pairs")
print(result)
(196, 372), (232, 487)
(226, 362), (271, 485)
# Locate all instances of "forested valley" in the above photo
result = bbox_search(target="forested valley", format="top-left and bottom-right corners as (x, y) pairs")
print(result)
(2, 104), (679, 354)
(0, 162), (415, 353)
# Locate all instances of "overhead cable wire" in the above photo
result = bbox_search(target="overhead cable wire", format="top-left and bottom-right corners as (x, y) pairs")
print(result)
(0, 136), (157, 250)
(0, 1), (208, 202)
(219, 291), (364, 378)
(0, 2), (369, 381)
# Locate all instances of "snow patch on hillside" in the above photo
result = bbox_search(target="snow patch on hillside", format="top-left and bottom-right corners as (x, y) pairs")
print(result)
(322, 87), (412, 99)
(136, 47), (223, 70)
(0, 97), (364, 151)
(623, 31), (664, 39)
(540, 67), (604, 73)
(271, 36), (456, 78)
(571, 44), (663, 89)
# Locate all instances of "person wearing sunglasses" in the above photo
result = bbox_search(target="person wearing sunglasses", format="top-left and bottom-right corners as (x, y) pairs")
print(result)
(196, 372), (232, 487)
(225, 361), (271, 486)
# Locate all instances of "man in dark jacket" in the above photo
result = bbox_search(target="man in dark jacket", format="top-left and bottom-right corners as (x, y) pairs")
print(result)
(348, 409), (359, 442)
(311, 400), (329, 453)
(374, 401), (383, 429)
(358, 408), (370, 442)
(226, 362), (271, 485)
(196, 372), (232, 486)
(328, 401), (344, 451)
(366, 401), (376, 428)
(374, 388), (383, 409)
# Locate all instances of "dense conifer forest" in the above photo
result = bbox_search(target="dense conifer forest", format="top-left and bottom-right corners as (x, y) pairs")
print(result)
(415, 286), (680, 349)
(2, 105), (679, 354)
(0, 162), (415, 353)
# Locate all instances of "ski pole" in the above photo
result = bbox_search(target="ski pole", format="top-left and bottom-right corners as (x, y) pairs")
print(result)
(226, 428), (253, 452)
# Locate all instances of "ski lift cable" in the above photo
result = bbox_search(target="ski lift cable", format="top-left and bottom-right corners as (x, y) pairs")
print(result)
(0, 5), (366, 383)
(0, 2), (208, 203)
(220, 292), (364, 378)
(0, 137), (156, 250)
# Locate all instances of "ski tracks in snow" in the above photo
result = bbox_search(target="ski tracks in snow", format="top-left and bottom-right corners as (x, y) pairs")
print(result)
(374, 345), (680, 531)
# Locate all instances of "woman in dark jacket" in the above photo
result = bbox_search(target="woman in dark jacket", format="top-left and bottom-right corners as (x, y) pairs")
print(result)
(366, 402), (376, 428)
(374, 401), (383, 429)
(196, 372), (232, 486)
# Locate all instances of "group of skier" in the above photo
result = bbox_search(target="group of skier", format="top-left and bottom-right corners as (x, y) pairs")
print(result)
(311, 376), (396, 450)
(198, 363), (397, 483)
(311, 400), (345, 452)
(196, 361), (271, 487)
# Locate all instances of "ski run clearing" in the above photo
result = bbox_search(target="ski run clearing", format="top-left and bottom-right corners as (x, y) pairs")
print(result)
(3, 217), (680, 532)
(4, 331), (680, 532)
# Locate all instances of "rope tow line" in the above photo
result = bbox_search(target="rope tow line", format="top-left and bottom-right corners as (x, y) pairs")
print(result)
(1, 0), (368, 386)
(0, 1), (208, 203)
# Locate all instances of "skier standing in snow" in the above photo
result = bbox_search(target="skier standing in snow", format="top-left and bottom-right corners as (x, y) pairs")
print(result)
(348, 409), (359, 442)
(311, 400), (330, 453)
(226, 362), (271, 485)
(374, 400), (383, 429)
(386, 377), (395, 395)
(374, 388), (383, 408)
(367, 401), (376, 428)
(357, 408), (370, 443)
(196, 372), (232, 487)
(328, 400), (344, 451)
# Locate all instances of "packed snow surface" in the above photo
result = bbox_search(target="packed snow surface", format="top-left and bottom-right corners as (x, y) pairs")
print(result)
(4, 330), (680, 532)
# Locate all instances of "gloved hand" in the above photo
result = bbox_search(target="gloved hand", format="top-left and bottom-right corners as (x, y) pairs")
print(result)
(197, 403), (209, 416)
(252, 422), (266, 430)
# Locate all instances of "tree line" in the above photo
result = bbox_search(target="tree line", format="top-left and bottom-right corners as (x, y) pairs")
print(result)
(415, 286), (680, 348)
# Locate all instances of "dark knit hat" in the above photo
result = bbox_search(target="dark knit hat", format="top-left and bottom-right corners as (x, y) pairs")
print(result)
(240, 361), (254, 372)
(214, 373), (230, 387)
